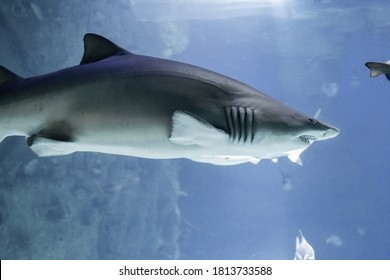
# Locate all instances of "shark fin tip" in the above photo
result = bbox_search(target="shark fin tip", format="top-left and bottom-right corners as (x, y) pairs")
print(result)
(288, 152), (303, 166)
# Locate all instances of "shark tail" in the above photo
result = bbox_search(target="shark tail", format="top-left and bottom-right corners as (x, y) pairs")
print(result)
(365, 62), (382, 78)
(365, 62), (390, 79)
(369, 69), (383, 78)
(0, 66), (23, 142)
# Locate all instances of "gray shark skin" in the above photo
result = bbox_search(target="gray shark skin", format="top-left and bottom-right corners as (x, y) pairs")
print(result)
(0, 34), (339, 165)
(365, 60), (390, 81)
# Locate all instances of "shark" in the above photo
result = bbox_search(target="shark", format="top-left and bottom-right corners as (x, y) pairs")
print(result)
(365, 60), (390, 81)
(0, 33), (339, 165)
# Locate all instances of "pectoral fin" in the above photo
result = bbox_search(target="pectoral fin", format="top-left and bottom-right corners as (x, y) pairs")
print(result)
(169, 110), (228, 146)
(287, 148), (305, 166)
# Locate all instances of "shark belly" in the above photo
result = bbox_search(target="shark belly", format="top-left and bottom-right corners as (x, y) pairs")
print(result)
(63, 74), (235, 159)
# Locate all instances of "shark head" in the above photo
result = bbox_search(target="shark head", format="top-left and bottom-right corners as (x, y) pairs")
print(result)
(291, 115), (340, 145)
(287, 116), (339, 164)
(248, 101), (340, 164)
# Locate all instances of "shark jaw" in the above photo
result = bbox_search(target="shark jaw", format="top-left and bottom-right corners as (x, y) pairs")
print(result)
(298, 126), (340, 145)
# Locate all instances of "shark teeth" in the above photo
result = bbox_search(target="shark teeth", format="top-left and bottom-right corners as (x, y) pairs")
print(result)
(299, 135), (316, 145)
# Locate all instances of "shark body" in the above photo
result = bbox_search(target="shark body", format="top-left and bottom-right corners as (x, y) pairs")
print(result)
(0, 34), (339, 165)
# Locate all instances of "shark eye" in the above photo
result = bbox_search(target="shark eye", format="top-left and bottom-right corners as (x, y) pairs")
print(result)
(308, 118), (317, 125)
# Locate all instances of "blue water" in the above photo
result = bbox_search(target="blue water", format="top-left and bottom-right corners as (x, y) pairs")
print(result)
(0, 0), (389, 259)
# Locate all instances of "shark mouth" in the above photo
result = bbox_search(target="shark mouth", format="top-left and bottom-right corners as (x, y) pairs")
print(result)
(299, 135), (316, 145)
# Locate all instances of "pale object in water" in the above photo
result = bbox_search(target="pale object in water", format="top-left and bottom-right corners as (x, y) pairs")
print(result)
(322, 82), (338, 97)
(326, 235), (343, 247)
(294, 229), (315, 260)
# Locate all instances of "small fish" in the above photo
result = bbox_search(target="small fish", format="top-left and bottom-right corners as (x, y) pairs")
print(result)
(365, 60), (390, 81)
(294, 229), (315, 260)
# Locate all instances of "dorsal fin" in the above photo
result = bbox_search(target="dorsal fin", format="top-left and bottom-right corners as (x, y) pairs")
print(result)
(169, 110), (227, 146)
(0, 65), (22, 86)
(80, 33), (132, 65)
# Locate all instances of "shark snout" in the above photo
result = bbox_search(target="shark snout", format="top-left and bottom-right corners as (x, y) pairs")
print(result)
(321, 126), (340, 140)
